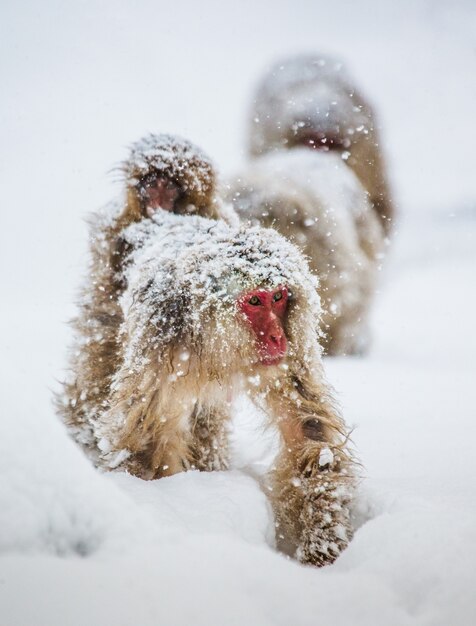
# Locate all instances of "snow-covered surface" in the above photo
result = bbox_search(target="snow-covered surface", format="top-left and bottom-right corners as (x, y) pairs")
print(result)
(1, 1), (476, 624)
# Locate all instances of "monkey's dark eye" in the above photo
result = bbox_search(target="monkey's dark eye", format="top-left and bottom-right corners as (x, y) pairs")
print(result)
(143, 174), (157, 187)
(273, 291), (283, 302)
(249, 295), (261, 306)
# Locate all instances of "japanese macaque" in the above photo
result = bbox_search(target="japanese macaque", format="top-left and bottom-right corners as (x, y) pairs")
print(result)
(227, 54), (392, 355)
(248, 54), (394, 233)
(57, 133), (358, 567)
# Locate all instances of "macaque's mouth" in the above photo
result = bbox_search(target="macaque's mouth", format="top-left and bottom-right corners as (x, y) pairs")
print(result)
(260, 357), (284, 366)
(256, 331), (288, 366)
(259, 350), (287, 366)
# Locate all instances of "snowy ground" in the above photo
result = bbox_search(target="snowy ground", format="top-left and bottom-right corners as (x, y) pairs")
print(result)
(1, 1), (476, 625)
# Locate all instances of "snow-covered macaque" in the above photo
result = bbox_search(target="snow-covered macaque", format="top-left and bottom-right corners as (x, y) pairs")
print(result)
(248, 54), (394, 234)
(228, 149), (385, 355)
(227, 54), (392, 354)
(57, 134), (357, 567)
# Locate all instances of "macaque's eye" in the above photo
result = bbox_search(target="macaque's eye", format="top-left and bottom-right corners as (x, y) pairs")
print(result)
(273, 291), (283, 302)
(145, 174), (156, 187)
(249, 295), (261, 306)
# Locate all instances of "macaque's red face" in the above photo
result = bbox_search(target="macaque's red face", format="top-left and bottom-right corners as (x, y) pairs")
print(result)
(296, 131), (345, 152)
(238, 286), (290, 366)
(138, 174), (182, 216)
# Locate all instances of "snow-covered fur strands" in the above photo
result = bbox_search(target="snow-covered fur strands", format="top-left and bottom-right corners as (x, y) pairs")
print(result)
(248, 54), (394, 234)
(57, 134), (358, 567)
(228, 149), (385, 355)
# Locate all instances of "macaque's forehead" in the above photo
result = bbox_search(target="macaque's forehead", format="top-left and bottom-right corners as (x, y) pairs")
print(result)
(240, 285), (290, 299)
(135, 170), (178, 187)
(220, 276), (289, 300)
(246, 285), (286, 294)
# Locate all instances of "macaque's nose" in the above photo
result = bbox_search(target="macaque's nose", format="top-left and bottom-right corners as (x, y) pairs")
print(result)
(270, 329), (283, 344)
(268, 316), (284, 344)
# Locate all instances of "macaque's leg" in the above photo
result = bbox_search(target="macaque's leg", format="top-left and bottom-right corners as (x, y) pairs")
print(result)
(271, 445), (354, 566)
(189, 402), (230, 472)
(125, 430), (192, 479)
(120, 409), (194, 480)
(265, 373), (355, 566)
(114, 375), (231, 478)
(111, 373), (199, 479)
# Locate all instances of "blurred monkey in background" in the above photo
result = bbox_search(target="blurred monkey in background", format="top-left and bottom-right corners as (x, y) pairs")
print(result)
(228, 54), (393, 355)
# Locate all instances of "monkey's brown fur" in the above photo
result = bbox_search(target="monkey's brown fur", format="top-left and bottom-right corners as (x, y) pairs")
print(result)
(57, 134), (358, 566)
(248, 54), (394, 234)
